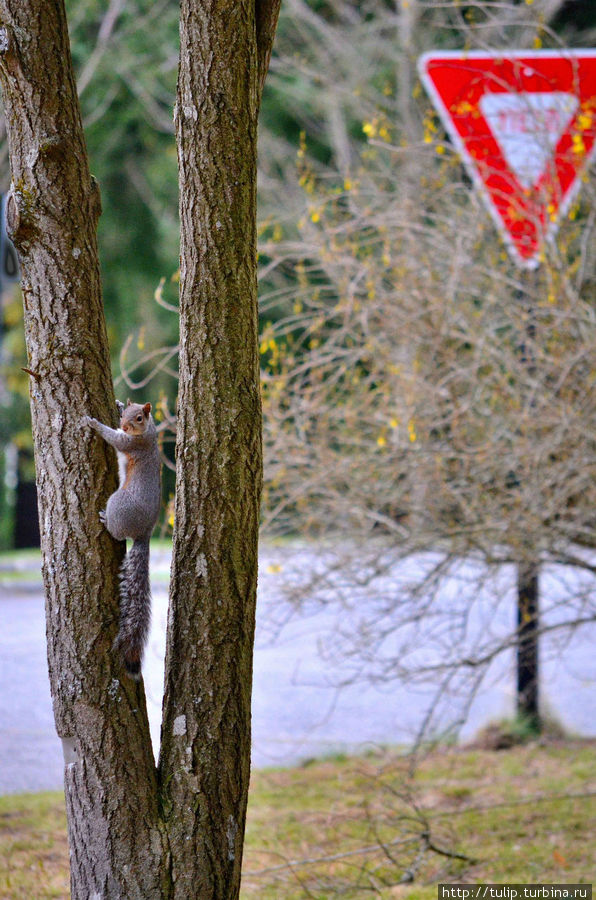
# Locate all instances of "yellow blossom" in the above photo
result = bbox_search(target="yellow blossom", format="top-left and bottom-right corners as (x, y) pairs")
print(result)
(577, 112), (592, 131)
(451, 101), (473, 116)
(297, 130), (306, 159)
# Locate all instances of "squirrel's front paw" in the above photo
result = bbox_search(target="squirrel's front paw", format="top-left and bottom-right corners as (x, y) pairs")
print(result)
(84, 416), (100, 430)
(116, 400), (125, 417)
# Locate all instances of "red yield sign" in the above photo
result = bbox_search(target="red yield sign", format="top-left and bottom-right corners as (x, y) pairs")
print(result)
(418, 50), (596, 268)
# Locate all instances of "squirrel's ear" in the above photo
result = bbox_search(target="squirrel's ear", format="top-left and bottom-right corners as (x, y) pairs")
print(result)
(143, 402), (152, 417)
(126, 398), (132, 407)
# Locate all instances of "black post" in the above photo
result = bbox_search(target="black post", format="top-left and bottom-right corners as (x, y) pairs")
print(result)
(516, 270), (540, 729)
(516, 562), (539, 726)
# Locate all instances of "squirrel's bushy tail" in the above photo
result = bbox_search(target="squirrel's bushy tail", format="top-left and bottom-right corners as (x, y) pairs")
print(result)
(113, 538), (151, 680)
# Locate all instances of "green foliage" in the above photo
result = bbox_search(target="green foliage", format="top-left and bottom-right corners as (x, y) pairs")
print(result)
(472, 713), (569, 750)
(67, 0), (180, 351)
(0, 286), (37, 527)
(259, 0), (596, 557)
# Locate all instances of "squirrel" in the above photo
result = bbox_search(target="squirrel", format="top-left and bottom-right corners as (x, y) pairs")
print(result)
(85, 399), (161, 680)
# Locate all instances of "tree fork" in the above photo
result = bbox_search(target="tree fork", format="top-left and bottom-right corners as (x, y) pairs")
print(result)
(0, 0), (280, 895)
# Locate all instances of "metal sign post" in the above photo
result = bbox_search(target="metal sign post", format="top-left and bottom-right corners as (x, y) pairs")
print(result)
(419, 49), (596, 728)
(515, 267), (540, 727)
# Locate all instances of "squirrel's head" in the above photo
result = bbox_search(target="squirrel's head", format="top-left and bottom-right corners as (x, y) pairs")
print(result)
(120, 400), (152, 435)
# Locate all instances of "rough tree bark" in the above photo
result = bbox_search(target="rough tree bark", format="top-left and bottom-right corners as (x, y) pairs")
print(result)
(0, 0), (279, 897)
(0, 2), (166, 896)
(159, 1), (279, 895)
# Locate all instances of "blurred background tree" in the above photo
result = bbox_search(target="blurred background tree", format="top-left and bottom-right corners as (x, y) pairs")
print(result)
(257, 0), (596, 737)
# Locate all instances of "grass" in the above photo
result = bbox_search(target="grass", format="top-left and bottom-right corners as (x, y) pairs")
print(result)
(0, 793), (68, 898)
(0, 548), (43, 586)
(0, 542), (173, 587)
(0, 739), (594, 899)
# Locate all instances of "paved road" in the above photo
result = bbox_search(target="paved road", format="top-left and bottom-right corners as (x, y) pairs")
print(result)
(1, 548), (594, 793)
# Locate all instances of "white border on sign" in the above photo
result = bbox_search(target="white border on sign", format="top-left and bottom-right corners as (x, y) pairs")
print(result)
(417, 49), (596, 269)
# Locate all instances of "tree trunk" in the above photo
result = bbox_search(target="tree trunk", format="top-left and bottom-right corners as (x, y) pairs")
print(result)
(0, 0), (279, 897)
(158, 2), (278, 896)
(0, 3), (167, 897)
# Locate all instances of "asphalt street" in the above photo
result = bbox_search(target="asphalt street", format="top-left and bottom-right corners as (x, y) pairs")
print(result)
(1, 548), (594, 793)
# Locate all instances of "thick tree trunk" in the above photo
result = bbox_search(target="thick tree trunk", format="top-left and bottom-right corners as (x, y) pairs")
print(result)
(0, 0), (279, 897)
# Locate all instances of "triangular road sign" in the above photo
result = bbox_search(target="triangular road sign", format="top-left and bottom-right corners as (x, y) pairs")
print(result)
(418, 50), (596, 268)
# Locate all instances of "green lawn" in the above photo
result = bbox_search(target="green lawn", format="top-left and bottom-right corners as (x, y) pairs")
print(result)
(1, 739), (594, 899)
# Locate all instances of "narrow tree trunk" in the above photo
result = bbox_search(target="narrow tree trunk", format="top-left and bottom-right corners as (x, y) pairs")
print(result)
(158, 2), (278, 897)
(0, 4), (166, 897)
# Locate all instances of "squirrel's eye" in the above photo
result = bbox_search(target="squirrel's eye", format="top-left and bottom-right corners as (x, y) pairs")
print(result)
(136, 415), (143, 422)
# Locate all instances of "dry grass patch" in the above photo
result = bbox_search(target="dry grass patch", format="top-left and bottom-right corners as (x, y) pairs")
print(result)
(0, 792), (69, 899)
(0, 740), (594, 900)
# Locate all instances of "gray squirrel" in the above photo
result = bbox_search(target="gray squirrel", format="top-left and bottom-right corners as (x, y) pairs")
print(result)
(85, 399), (161, 679)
